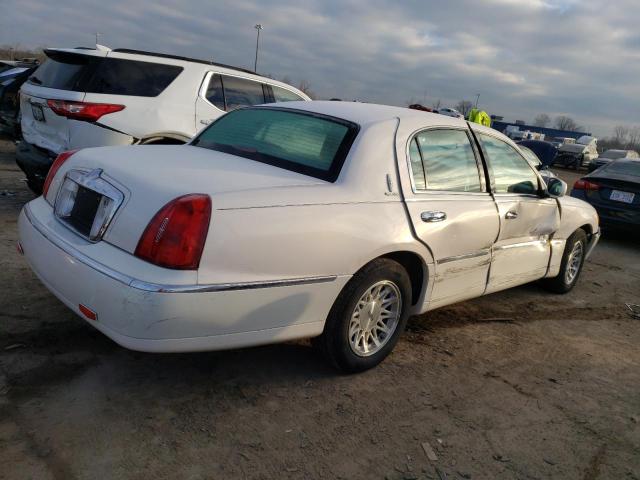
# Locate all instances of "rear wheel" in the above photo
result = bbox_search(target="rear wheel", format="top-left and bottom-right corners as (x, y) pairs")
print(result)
(314, 258), (411, 372)
(542, 229), (588, 293)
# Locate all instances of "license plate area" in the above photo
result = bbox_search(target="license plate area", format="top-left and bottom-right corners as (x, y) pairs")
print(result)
(610, 189), (635, 204)
(66, 186), (102, 235)
(54, 169), (124, 242)
(31, 103), (45, 122)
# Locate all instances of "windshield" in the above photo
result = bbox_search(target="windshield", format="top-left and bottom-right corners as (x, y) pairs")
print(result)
(192, 108), (359, 182)
(604, 161), (640, 177)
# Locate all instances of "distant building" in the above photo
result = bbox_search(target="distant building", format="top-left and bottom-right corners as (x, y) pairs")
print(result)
(492, 120), (592, 142)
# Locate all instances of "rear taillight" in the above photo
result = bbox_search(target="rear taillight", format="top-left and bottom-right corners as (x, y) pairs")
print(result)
(135, 194), (212, 270)
(573, 179), (600, 191)
(47, 100), (125, 122)
(42, 150), (78, 197)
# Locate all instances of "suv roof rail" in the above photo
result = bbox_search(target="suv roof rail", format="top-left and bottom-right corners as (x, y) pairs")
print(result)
(111, 48), (258, 76)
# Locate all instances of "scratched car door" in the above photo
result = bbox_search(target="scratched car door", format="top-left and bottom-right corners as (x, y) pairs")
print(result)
(475, 131), (560, 294)
(400, 127), (500, 310)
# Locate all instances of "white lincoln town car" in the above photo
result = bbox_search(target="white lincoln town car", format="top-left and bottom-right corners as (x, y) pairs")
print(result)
(18, 102), (600, 372)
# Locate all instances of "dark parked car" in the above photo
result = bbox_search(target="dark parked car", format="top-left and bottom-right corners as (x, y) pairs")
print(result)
(517, 140), (558, 169)
(588, 149), (639, 172)
(571, 159), (640, 231)
(0, 65), (39, 137)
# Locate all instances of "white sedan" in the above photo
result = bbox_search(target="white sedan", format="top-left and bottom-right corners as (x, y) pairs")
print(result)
(18, 102), (600, 372)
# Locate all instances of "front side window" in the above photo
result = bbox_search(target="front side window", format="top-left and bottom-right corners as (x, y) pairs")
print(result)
(272, 85), (304, 102)
(410, 129), (482, 192)
(479, 134), (540, 194)
(192, 108), (359, 182)
(221, 76), (267, 110)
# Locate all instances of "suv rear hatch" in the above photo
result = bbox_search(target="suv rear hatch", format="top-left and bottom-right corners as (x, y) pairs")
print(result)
(21, 49), (109, 154)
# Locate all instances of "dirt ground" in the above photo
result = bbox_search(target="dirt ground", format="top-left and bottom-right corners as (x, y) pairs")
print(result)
(0, 136), (639, 480)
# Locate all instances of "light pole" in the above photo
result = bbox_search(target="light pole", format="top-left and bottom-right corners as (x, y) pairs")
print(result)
(474, 93), (480, 109)
(254, 24), (263, 72)
(94, 32), (102, 47)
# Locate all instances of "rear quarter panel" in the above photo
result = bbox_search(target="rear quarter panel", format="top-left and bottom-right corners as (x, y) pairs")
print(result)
(197, 201), (433, 285)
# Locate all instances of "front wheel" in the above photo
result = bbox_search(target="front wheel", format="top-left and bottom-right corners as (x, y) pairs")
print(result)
(314, 258), (412, 373)
(542, 229), (588, 293)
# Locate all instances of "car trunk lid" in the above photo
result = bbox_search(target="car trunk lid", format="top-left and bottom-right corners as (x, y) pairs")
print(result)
(53, 145), (325, 253)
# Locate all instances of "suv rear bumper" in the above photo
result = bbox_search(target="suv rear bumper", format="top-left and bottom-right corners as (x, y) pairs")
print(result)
(14, 140), (56, 193)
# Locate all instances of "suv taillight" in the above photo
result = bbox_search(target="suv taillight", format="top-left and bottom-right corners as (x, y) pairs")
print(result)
(573, 179), (600, 191)
(47, 100), (125, 122)
(42, 150), (78, 197)
(135, 194), (212, 270)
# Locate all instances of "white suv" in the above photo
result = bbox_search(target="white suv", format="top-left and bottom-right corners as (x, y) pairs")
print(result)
(17, 46), (311, 192)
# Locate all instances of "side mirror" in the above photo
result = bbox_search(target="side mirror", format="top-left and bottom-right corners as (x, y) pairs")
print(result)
(545, 177), (567, 198)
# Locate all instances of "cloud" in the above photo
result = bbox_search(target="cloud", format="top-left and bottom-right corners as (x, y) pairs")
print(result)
(1, 0), (638, 136)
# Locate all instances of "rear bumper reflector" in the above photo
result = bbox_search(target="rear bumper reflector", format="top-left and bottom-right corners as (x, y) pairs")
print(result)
(79, 304), (98, 321)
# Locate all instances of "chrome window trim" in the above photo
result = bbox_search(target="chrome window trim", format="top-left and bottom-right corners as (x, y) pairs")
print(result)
(24, 204), (336, 294)
(54, 168), (124, 243)
(404, 125), (487, 195)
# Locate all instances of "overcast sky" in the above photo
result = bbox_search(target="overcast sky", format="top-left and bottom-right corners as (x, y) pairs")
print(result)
(2, 0), (638, 136)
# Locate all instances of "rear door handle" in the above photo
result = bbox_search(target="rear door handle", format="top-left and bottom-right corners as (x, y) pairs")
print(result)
(200, 119), (213, 125)
(421, 211), (447, 223)
(505, 211), (518, 219)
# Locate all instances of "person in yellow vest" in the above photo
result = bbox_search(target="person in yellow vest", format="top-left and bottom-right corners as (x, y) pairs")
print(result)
(468, 108), (491, 127)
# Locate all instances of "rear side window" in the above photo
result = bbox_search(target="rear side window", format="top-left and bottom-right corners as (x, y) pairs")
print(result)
(192, 108), (359, 182)
(28, 51), (182, 97)
(479, 134), (540, 194)
(222, 76), (267, 110)
(410, 129), (482, 192)
(205, 74), (225, 110)
(272, 85), (304, 102)
(86, 59), (182, 96)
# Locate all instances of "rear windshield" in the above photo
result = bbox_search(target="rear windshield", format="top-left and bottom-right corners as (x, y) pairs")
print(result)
(192, 108), (359, 182)
(28, 51), (183, 97)
(604, 161), (640, 176)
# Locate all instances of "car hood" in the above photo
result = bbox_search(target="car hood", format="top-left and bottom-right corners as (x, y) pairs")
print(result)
(558, 144), (587, 154)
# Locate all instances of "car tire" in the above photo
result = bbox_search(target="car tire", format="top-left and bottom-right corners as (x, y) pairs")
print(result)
(542, 229), (588, 294)
(314, 258), (412, 373)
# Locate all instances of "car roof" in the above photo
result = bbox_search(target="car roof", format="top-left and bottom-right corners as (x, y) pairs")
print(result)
(45, 47), (263, 81)
(261, 101), (467, 127)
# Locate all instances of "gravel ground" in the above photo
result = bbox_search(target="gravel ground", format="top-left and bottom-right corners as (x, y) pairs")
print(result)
(0, 137), (639, 480)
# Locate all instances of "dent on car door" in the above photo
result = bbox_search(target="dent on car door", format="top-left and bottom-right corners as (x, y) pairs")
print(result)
(401, 128), (500, 310)
(476, 132), (560, 293)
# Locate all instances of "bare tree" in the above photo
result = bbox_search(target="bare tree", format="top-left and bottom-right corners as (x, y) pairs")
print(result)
(555, 115), (582, 132)
(534, 113), (551, 128)
(297, 80), (315, 100)
(431, 99), (442, 110)
(455, 100), (473, 117)
(613, 125), (630, 146)
(628, 127), (640, 148)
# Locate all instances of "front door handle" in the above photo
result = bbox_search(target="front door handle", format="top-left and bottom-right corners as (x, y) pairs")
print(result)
(505, 211), (518, 220)
(421, 211), (447, 223)
(200, 119), (213, 125)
